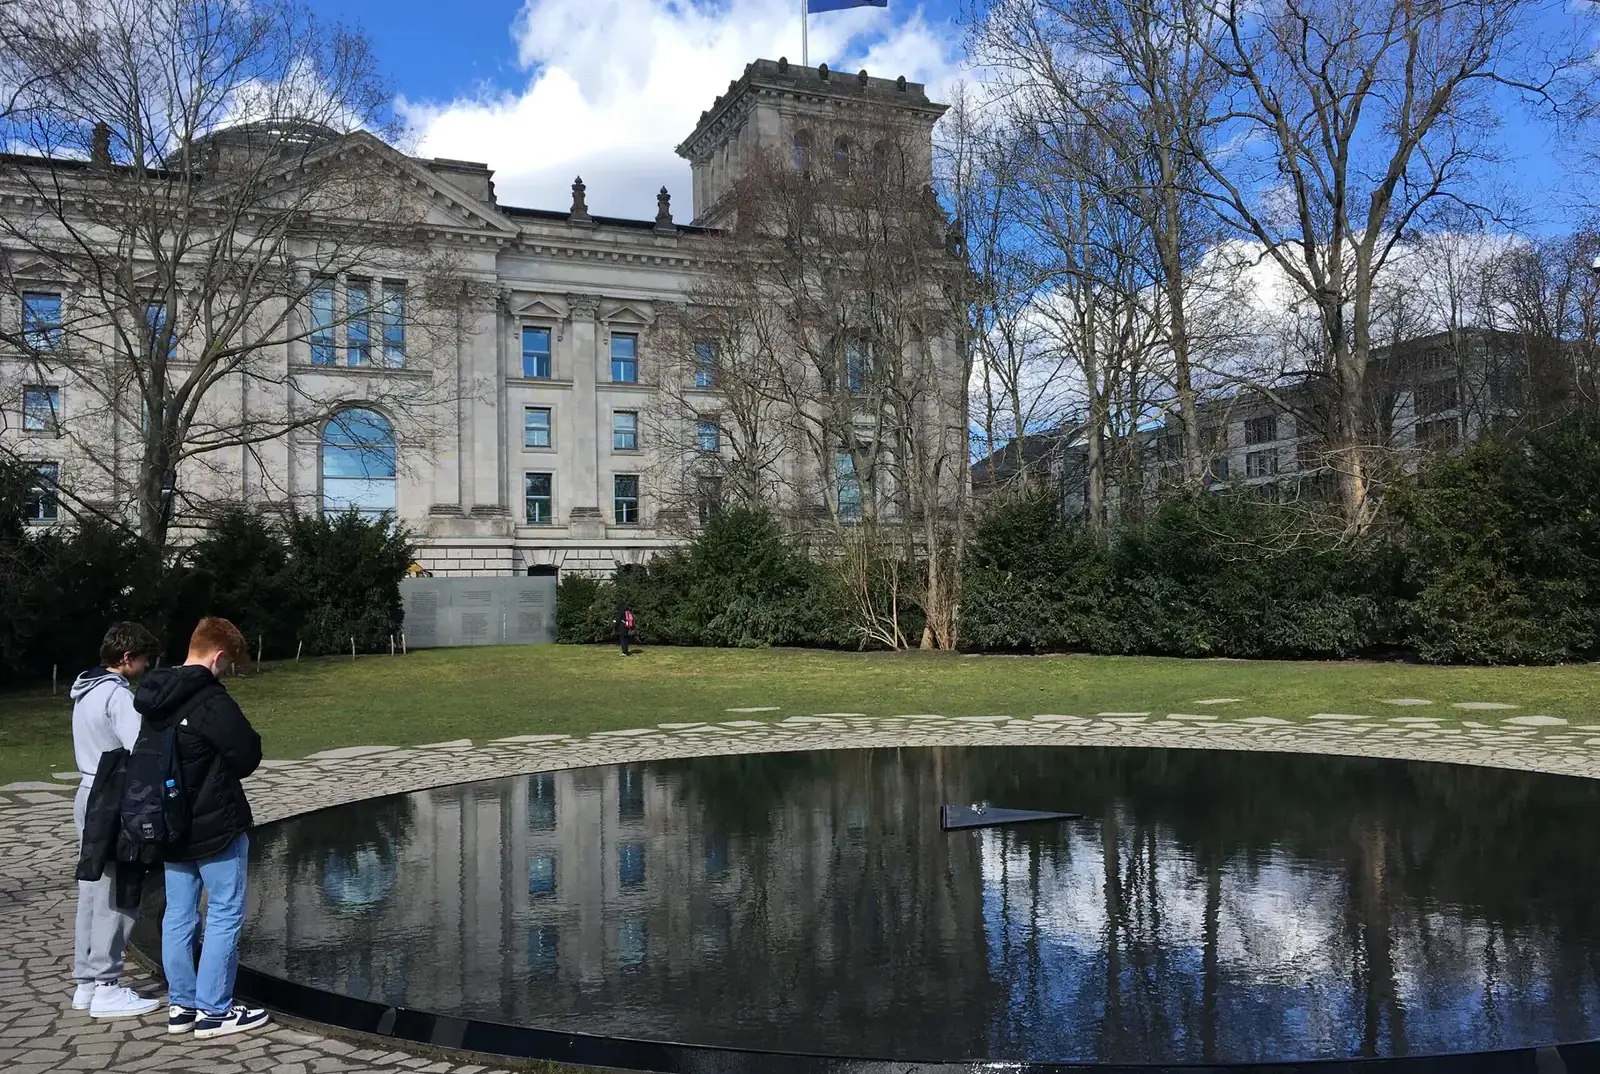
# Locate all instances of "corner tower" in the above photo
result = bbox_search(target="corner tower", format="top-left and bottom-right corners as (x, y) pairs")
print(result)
(675, 58), (947, 228)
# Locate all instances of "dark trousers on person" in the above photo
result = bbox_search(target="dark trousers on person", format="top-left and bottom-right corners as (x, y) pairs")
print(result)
(619, 628), (631, 655)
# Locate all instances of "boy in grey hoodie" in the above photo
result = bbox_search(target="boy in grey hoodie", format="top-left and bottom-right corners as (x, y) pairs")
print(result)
(69, 621), (163, 1020)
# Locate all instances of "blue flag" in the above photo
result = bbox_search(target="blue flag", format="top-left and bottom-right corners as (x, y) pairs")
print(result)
(809, 0), (886, 11)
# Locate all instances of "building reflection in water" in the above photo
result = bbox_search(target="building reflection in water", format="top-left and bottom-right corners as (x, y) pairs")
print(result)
(240, 746), (1600, 1063)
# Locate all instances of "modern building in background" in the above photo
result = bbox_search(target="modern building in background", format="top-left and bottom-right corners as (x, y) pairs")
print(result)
(1, 60), (948, 577)
(972, 328), (1559, 518)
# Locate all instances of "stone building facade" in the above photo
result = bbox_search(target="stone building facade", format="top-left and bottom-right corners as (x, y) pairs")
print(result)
(0, 59), (947, 578)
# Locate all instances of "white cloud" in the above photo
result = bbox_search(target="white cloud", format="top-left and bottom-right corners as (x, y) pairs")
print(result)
(397, 0), (962, 219)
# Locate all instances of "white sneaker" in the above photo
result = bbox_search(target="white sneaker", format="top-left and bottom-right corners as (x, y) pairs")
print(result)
(71, 982), (94, 1010)
(88, 982), (161, 1019)
(192, 1003), (270, 1039)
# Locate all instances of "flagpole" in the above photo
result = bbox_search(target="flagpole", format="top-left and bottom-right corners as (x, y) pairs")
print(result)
(801, 0), (809, 67)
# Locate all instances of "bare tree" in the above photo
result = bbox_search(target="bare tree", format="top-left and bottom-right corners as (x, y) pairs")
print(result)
(0, 0), (468, 547)
(1187, 0), (1594, 532)
(1017, 111), (1163, 532)
(664, 107), (969, 649)
(937, 84), (1065, 491)
(974, 0), (1229, 488)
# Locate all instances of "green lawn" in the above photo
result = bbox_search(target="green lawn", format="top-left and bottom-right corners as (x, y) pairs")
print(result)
(2, 645), (1596, 785)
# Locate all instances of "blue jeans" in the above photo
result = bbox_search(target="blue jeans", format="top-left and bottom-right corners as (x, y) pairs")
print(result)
(162, 833), (249, 1015)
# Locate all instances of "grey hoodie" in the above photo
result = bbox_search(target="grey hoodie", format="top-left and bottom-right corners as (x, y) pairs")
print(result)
(70, 669), (142, 790)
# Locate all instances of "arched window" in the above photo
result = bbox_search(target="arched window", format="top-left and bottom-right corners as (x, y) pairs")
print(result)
(792, 129), (812, 172)
(833, 136), (852, 176)
(322, 408), (396, 519)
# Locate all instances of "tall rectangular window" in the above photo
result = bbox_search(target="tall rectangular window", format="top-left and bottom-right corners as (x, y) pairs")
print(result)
(610, 333), (638, 383)
(381, 282), (406, 367)
(22, 386), (60, 433)
(1246, 450), (1279, 479)
(1208, 456), (1230, 483)
(347, 280), (371, 366)
(1244, 415), (1277, 445)
(524, 407), (552, 449)
(613, 411), (638, 451)
(614, 474), (640, 524)
(26, 461), (59, 522)
(22, 292), (61, 351)
(697, 420), (720, 453)
(836, 452), (861, 522)
(524, 472), (553, 524)
(144, 301), (176, 359)
(522, 326), (552, 379)
(693, 341), (717, 389)
(308, 286), (334, 365)
(844, 339), (869, 395)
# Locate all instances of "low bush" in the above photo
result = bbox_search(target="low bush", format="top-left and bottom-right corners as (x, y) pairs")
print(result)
(1393, 414), (1600, 664)
(0, 470), (413, 687)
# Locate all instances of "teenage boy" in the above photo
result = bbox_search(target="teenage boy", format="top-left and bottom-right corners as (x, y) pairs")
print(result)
(134, 616), (269, 1040)
(69, 622), (164, 1019)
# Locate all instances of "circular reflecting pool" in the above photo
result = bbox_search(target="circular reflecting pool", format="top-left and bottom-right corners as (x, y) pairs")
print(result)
(205, 747), (1600, 1068)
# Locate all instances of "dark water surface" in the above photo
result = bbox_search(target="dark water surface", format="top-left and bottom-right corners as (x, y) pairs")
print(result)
(236, 746), (1600, 1063)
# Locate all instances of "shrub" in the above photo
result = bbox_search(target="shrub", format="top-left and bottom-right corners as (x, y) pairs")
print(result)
(282, 511), (414, 656)
(961, 494), (1397, 659)
(554, 508), (853, 648)
(1394, 413), (1600, 664)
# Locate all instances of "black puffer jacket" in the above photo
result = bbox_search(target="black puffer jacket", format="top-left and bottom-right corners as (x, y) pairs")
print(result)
(134, 665), (262, 862)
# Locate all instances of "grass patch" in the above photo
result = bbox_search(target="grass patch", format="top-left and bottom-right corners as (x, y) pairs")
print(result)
(3, 645), (1596, 785)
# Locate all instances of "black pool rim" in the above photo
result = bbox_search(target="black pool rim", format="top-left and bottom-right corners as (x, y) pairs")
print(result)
(126, 749), (1600, 1074)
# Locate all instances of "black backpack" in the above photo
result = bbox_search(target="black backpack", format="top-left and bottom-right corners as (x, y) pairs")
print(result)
(121, 719), (193, 859)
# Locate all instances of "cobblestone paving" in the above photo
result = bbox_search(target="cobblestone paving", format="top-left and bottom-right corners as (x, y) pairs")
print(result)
(4, 704), (1600, 1073)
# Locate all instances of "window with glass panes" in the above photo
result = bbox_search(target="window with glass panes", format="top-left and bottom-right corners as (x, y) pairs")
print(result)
(522, 327), (552, 378)
(347, 279), (371, 365)
(844, 338), (869, 394)
(22, 293), (61, 351)
(693, 341), (717, 388)
(25, 462), (59, 522)
(610, 333), (638, 383)
(524, 407), (552, 448)
(1244, 415), (1277, 444)
(144, 302), (175, 358)
(23, 386), (59, 432)
(1246, 450), (1279, 478)
(524, 472), (553, 524)
(380, 282), (405, 366)
(614, 474), (640, 524)
(697, 420), (719, 453)
(613, 411), (638, 451)
(836, 453), (861, 521)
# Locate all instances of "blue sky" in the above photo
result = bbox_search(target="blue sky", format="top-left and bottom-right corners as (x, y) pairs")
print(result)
(307, 0), (1587, 231)
(309, 0), (966, 217)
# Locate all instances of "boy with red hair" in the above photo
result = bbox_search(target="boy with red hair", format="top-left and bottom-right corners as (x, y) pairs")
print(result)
(134, 617), (268, 1039)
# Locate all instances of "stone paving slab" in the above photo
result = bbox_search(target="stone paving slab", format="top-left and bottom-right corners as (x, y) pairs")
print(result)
(6, 707), (1600, 1073)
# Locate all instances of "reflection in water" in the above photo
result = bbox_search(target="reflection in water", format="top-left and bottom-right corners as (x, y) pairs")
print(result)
(241, 747), (1600, 1062)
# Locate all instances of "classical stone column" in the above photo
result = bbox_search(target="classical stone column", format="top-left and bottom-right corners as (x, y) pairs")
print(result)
(566, 293), (605, 538)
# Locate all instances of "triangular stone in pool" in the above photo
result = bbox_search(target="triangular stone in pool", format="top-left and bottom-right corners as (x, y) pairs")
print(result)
(941, 804), (1081, 831)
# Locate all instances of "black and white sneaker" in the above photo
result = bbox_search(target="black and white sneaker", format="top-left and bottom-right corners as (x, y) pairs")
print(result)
(168, 1005), (197, 1034)
(192, 1004), (270, 1039)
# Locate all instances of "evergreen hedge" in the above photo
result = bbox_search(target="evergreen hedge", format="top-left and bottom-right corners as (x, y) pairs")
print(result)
(0, 470), (413, 687)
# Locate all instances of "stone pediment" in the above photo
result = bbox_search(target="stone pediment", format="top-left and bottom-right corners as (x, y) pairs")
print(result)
(4, 255), (62, 283)
(509, 297), (565, 320)
(293, 131), (520, 237)
(601, 302), (652, 326)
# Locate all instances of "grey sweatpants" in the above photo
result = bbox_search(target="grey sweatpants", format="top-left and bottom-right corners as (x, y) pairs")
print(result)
(73, 784), (138, 984)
